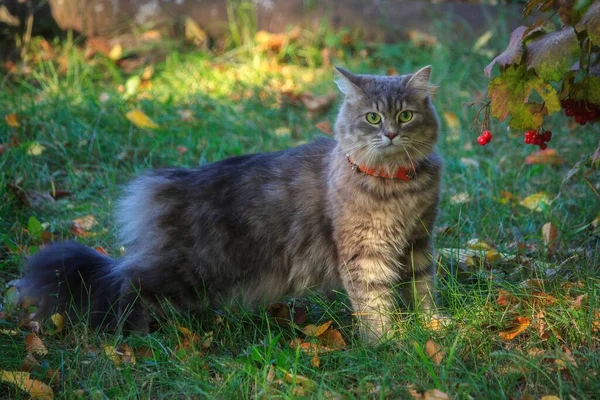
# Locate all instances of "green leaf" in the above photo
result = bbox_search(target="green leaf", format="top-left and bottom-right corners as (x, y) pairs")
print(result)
(576, 2), (600, 46)
(569, 77), (600, 104)
(525, 27), (579, 82)
(27, 216), (43, 240)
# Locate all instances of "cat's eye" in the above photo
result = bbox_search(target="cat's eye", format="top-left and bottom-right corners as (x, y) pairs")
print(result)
(398, 110), (413, 123)
(366, 112), (382, 124)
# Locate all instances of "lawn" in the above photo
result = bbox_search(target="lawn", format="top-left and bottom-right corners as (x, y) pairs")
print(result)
(1, 13), (599, 399)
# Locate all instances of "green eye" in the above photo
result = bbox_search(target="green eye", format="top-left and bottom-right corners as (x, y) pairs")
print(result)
(366, 112), (381, 124)
(398, 110), (413, 123)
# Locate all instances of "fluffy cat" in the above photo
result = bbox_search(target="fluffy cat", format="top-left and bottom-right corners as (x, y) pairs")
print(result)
(15, 66), (442, 341)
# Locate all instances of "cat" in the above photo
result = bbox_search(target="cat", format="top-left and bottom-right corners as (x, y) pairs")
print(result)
(15, 66), (442, 341)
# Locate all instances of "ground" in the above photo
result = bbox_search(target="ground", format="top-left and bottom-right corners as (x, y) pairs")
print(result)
(0, 16), (599, 399)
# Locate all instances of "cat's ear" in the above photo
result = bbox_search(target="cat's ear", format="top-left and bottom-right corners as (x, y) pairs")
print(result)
(406, 65), (437, 99)
(334, 67), (363, 99)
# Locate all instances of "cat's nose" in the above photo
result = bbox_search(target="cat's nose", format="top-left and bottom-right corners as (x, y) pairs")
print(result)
(385, 132), (398, 140)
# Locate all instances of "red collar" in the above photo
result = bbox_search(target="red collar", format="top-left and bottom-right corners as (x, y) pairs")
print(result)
(346, 155), (415, 180)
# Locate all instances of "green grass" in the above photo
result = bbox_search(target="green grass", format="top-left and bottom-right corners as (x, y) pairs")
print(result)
(1, 18), (600, 399)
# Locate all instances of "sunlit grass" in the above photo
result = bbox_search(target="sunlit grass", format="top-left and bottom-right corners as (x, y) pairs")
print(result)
(0, 15), (599, 399)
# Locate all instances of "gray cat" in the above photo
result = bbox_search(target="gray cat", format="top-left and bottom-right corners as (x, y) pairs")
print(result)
(16, 66), (442, 341)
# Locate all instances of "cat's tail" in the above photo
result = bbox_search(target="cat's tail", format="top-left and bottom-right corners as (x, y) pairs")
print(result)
(13, 241), (124, 329)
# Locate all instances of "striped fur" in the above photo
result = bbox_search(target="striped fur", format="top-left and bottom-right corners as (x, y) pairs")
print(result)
(16, 66), (442, 341)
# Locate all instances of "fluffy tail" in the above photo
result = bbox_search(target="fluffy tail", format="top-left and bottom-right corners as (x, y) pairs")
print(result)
(14, 241), (124, 329)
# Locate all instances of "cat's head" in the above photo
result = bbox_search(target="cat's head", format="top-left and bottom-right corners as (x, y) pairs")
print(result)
(334, 66), (439, 168)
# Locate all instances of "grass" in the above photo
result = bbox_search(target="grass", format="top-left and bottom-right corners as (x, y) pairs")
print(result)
(1, 15), (600, 399)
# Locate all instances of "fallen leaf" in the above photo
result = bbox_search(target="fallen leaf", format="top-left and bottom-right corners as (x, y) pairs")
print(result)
(300, 92), (336, 117)
(540, 396), (561, 400)
(542, 222), (559, 254)
(499, 316), (531, 340)
(496, 289), (518, 307)
(425, 339), (444, 364)
(525, 148), (565, 165)
(5, 113), (20, 127)
(317, 328), (346, 349)
(50, 314), (64, 333)
(520, 192), (552, 212)
(486, 249), (503, 263)
(26, 333), (48, 357)
(0, 329), (20, 336)
(184, 17), (208, 46)
(407, 29), (438, 47)
(467, 238), (494, 251)
(177, 109), (194, 121)
(408, 386), (450, 400)
(177, 145), (188, 156)
(267, 302), (291, 324)
(19, 354), (41, 372)
(283, 372), (317, 390)
(0, 370), (53, 400)
(571, 294), (585, 309)
(103, 344), (136, 366)
(315, 121), (332, 135)
(302, 320), (333, 337)
(136, 346), (154, 359)
(450, 192), (470, 204)
(108, 43), (123, 61)
(26, 142), (46, 156)
(71, 215), (97, 237)
(126, 109), (158, 129)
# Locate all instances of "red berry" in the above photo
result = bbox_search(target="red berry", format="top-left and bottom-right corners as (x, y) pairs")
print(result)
(539, 143), (548, 150)
(482, 130), (492, 142)
(542, 131), (552, 142)
(525, 137), (531, 144)
(477, 136), (487, 146)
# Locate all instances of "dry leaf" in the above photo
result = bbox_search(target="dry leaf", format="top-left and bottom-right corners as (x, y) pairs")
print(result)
(315, 121), (332, 135)
(540, 396), (561, 400)
(108, 44), (123, 61)
(571, 294), (585, 309)
(302, 320), (332, 337)
(300, 93), (336, 117)
(283, 372), (317, 390)
(425, 339), (444, 365)
(408, 387), (450, 400)
(450, 192), (471, 204)
(26, 333), (48, 357)
(486, 249), (503, 263)
(407, 30), (438, 47)
(0, 370), (53, 400)
(467, 238), (494, 251)
(498, 316), (531, 340)
(19, 354), (41, 372)
(5, 113), (20, 127)
(71, 215), (97, 237)
(317, 328), (346, 349)
(496, 289), (518, 307)
(103, 344), (136, 366)
(177, 145), (188, 156)
(525, 148), (565, 165)
(50, 314), (64, 332)
(126, 109), (158, 129)
(520, 192), (552, 212)
(0, 329), (20, 336)
(542, 222), (559, 254)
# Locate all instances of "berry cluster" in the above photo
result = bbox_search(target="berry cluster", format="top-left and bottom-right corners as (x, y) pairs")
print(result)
(524, 129), (552, 150)
(561, 99), (600, 125)
(477, 130), (492, 146)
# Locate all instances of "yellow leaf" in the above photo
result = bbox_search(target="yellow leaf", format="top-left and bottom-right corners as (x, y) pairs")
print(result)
(467, 238), (493, 251)
(103, 344), (136, 366)
(27, 142), (46, 156)
(317, 328), (346, 349)
(0, 329), (20, 336)
(108, 43), (123, 61)
(520, 192), (552, 212)
(283, 372), (317, 390)
(26, 333), (48, 357)
(0, 370), (53, 400)
(540, 397), (561, 400)
(302, 320), (332, 337)
(5, 113), (20, 127)
(50, 314), (64, 333)
(486, 249), (503, 263)
(126, 109), (158, 129)
(498, 316), (531, 340)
